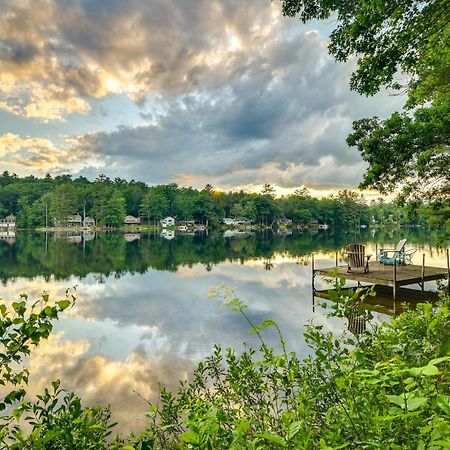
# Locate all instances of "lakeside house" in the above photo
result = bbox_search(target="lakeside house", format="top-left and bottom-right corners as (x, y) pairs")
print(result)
(278, 218), (293, 226)
(67, 214), (82, 226)
(124, 215), (141, 225)
(223, 217), (251, 226)
(180, 220), (196, 226)
(223, 217), (236, 225)
(179, 220), (196, 231)
(83, 217), (96, 227)
(0, 215), (16, 229)
(160, 216), (175, 227)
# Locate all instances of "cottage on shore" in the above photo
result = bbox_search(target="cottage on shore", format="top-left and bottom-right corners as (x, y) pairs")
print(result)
(0, 215), (16, 229)
(83, 217), (96, 227)
(223, 217), (236, 225)
(67, 214), (82, 226)
(124, 215), (141, 225)
(160, 216), (175, 227)
(278, 218), (293, 226)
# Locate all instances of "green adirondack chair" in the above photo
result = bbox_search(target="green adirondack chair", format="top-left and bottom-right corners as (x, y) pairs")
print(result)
(379, 239), (416, 265)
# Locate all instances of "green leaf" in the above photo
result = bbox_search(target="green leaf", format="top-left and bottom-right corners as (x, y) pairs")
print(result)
(287, 421), (302, 440)
(43, 306), (54, 317)
(181, 430), (199, 444)
(436, 395), (450, 416)
(386, 394), (427, 411)
(406, 396), (427, 411)
(256, 432), (287, 447)
(57, 300), (71, 310)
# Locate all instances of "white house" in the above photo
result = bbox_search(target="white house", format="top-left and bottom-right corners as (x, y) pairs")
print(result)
(83, 216), (96, 227)
(0, 215), (16, 229)
(160, 216), (175, 227)
(67, 214), (82, 226)
(278, 218), (293, 226)
(223, 217), (237, 226)
(124, 215), (141, 225)
(180, 220), (196, 227)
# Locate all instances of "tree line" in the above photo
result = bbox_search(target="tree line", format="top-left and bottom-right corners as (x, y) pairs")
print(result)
(0, 172), (420, 229)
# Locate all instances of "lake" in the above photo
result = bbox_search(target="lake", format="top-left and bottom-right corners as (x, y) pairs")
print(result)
(0, 229), (448, 433)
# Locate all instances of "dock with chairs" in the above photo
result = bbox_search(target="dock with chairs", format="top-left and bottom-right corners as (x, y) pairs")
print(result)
(312, 248), (450, 301)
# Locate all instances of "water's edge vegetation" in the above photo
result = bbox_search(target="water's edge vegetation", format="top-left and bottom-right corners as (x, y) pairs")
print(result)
(0, 285), (449, 449)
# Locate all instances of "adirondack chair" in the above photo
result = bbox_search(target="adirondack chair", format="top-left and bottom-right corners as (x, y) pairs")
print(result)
(379, 239), (416, 265)
(345, 243), (371, 273)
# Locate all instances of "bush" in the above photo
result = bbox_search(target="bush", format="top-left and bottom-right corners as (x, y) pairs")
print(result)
(129, 285), (450, 449)
(0, 291), (115, 449)
(1, 285), (449, 449)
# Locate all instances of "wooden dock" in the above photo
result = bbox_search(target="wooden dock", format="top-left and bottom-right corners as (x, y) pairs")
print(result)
(312, 251), (450, 301)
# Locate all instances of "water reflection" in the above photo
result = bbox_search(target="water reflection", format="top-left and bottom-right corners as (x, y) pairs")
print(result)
(0, 229), (447, 433)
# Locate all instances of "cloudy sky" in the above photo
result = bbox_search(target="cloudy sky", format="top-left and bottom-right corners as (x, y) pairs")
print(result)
(0, 0), (403, 195)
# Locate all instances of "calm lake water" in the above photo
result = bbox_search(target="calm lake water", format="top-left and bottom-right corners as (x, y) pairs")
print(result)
(0, 229), (448, 433)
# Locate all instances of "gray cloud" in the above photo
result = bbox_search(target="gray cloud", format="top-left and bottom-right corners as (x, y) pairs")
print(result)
(0, 0), (403, 188)
(0, 0), (280, 118)
(67, 30), (402, 189)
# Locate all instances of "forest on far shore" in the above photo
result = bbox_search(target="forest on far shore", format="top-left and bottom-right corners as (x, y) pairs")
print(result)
(0, 172), (428, 230)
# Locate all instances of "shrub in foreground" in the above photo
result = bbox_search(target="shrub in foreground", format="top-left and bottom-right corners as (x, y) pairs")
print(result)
(126, 286), (450, 449)
(0, 285), (449, 449)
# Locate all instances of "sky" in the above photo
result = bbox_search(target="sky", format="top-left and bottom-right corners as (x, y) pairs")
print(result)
(0, 0), (404, 196)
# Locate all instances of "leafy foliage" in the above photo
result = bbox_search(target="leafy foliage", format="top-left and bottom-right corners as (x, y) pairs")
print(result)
(1, 286), (449, 448)
(281, 0), (449, 97)
(127, 285), (450, 449)
(0, 291), (115, 449)
(281, 0), (450, 242)
(0, 172), (417, 231)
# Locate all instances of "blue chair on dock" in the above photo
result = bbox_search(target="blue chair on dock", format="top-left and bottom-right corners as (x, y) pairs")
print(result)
(379, 239), (416, 265)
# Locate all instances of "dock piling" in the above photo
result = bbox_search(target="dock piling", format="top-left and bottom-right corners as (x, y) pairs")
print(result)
(447, 249), (450, 293)
(312, 253), (316, 313)
(312, 253), (315, 292)
(393, 259), (397, 301)
(421, 254), (425, 291)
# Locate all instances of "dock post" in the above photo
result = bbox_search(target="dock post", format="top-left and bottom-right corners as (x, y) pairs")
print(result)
(421, 254), (425, 291)
(312, 253), (315, 293)
(375, 244), (378, 261)
(447, 249), (450, 293)
(393, 259), (397, 301)
(335, 251), (338, 267)
(312, 253), (316, 313)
